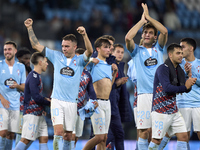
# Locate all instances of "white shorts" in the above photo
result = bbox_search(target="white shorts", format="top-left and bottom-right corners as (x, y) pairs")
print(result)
(16, 111), (23, 134)
(21, 114), (48, 141)
(151, 111), (187, 139)
(133, 107), (137, 127)
(0, 108), (20, 133)
(72, 115), (84, 137)
(91, 100), (111, 135)
(51, 98), (77, 131)
(179, 107), (200, 132)
(137, 94), (152, 129)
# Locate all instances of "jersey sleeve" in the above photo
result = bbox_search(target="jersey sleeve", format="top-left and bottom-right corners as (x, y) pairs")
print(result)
(130, 43), (139, 58)
(77, 53), (88, 67)
(28, 75), (50, 106)
(157, 65), (187, 94)
(155, 41), (164, 52)
(20, 63), (26, 84)
(45, 47), (62, 64)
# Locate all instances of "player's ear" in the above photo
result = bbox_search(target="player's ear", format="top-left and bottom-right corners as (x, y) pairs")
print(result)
(74, 45), (77, 51)
(15, 48), (17, 55)
(38, 59), (43, 66)
(96, 47), (100, 52)
(168, 52), (172, 59)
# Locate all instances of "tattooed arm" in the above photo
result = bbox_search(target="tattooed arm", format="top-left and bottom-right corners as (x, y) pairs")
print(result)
(24, 18), (44, 52)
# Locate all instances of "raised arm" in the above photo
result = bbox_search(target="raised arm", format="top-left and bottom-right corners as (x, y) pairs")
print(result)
(142, 3), (168, 47)
(24, 18), (44, 52)
(125, 13), (147, 52)
(77, 26), (93, 57)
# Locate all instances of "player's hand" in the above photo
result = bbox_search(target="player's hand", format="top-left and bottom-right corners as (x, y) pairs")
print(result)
(24, 18), (33, 29)
(45, 98), (51, 102)
(42, 111), (47, 116)
(141, 12), (147, 24)
(84, 58), (99, 69)
(91, 58), (99, 65)
(116, 77), (128, 86)
(45, 98), (51, 107)
(1, 98), (10, 109)
(77, 26), (86, 35)
(93, 101), (99, 109)
(9, 81), (18, 89)
(142, 3), (150, 20)
(112, 63), (118, 72)
(184, 61), (192, 75)
(185, 76), (197, 89)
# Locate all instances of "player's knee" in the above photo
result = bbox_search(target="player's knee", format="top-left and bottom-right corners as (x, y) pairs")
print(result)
(138, 129), (150, 139)
(177, 132), (188, 142)
(39, 136), (48, 143)
(63, 131), (72, 141)
(96, 135), (106, 143)
(71, 134), (76, 141)
(139, 129), (149, 137)
(6, 132), (15, 139)
(54, 128), (64, 136)
(54, 125), (64, 136)
(152, 138), (162, 145)
(20, 138), (31, 145)
(0, 130), (7, 137)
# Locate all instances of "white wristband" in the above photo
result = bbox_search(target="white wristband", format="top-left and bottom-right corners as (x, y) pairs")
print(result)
(89, 57), (93, 62)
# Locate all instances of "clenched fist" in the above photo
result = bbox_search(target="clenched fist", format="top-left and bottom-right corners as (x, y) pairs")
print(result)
(24, 18), (33, 29)
(77, 26), (86, 35)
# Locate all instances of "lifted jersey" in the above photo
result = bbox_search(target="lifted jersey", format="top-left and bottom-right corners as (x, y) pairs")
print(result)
(91, 58), (112, 83)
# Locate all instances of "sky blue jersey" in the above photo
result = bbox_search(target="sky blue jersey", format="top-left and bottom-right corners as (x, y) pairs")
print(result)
(0, 60), (26, 110)
(128, 42), (164, 94)
(45, 47), (88, 103)
(127, 58), (137, 83)
(90, 58), (112, 83)
(177, 58), (200, 108)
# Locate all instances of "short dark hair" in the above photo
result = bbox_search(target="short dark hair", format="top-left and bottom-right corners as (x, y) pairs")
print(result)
(142, 22), (158, 36)
(31, 52), (45, 65)
(101, 35), (115, 43)
(94, 37), (111, 50)
(180, 38), (196, 51)
(113, 44), (124, 52)
(4, 41), (17, 49)
(75, 48), (85, 55)
(62, 34), (77, 45)
(16, 47), (31, 58)
(167, 43), (182, 54)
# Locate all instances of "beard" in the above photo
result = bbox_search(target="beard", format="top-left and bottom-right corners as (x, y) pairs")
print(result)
(20, 60), (32, 73)
(25, 65), (32, 73)
(6, 54), (14, 61)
